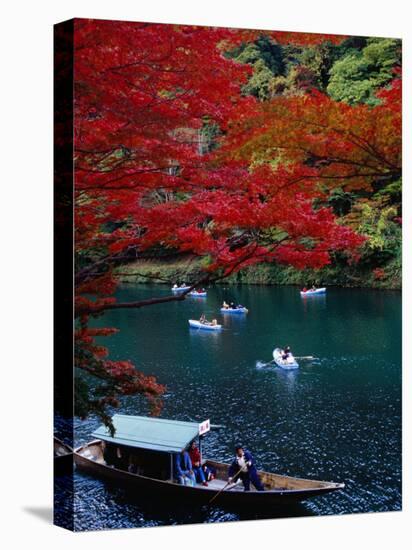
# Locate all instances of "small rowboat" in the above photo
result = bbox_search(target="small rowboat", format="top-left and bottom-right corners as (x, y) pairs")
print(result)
(189, 320), (222, 331)
(74, 415), (344, 508)
(172, 285), (191, 293)
(220, 307), (248, 314)
(300, 287), (326, 296)
(189, 291), (207, 297)
(272, 348), (299, 369)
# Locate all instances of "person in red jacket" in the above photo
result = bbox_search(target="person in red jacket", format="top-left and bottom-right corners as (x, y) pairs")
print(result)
(189, 440), (208, 486)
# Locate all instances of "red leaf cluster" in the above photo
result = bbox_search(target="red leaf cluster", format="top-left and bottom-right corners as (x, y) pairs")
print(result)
(71, 20), (390, 422)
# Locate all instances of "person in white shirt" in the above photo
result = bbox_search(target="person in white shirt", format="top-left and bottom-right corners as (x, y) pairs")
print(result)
(228, 445), (264, 491)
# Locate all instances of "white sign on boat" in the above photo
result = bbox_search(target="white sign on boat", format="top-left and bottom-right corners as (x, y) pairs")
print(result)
(198, 419), (211, 435)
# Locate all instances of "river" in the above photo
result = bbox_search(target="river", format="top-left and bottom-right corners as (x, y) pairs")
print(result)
(60, 284), (402, 530)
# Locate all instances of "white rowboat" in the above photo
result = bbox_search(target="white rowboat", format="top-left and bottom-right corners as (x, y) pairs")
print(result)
(220, 307), (248, 314)
(300, 287), (326, 296)
(272, 348), (299, 369)
(189, 320), (222, 331)
(172, 286), (191, 293)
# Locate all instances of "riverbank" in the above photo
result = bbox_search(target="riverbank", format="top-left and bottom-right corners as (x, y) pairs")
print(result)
(116, 256), (401, 290)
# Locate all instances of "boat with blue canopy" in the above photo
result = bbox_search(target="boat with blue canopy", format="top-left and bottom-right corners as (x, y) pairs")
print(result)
(74, 414), (344, 507)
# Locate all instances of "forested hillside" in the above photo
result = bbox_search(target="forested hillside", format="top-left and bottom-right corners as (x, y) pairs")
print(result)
(121, 33), (401, 289)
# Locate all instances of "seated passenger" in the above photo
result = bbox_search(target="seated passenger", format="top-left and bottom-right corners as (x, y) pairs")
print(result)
(188, 441), (208, 486)
(302, 287), (307, 293)
(102, 441), (116, 467)
(202, 463), (216, 482)
(175, 449), (196, 486)
(282, 346), (291, 360)
(311, 285), (316, 291)
(113, 446), (128, 470)
(230, 302), (236, 309)
(211, 319), (218, 326)
(222, 301), (229, 309)
(199, 314), (206, 324)
(128, 457), (138, 474)
(128, 464), (139, 474)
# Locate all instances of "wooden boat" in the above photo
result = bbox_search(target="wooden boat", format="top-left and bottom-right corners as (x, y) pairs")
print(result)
(272, 348), (299, 369)
(220, 306), (248, 314)
(189, 290), (207, 297)
(74, 415), (344, 508)
(54, 436), (73, 475)
(189, 319), (222, 331)
(300, 287), (326, 296)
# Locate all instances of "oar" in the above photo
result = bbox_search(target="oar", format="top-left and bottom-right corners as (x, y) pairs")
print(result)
(257, 359), (277, 367)
(208, 467), (243, 505)
(294, 356), (316, 360)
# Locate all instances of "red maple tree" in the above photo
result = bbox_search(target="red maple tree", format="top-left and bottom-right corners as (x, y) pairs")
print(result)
(73, 20), (366, 427)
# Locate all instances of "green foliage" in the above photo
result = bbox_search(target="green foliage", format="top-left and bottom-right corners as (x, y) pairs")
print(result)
(118, 252), (401, 290)
(295, 43), (336, 90)
(230, 36), (285, 100)
(326, 187), (357, 216)
(235, 36), (285, 74)
(200, 119), (221, 154)
(116, 257), (204, 284)
(373, 178), (402, 205)
(341, 202), (402, 283)
(357, 203), (401, 252)
(327, 38), (401, 105)
(243, 59), (276, 100)
(269, 66), (319, 97)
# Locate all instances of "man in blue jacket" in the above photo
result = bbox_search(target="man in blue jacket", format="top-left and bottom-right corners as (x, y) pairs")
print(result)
(228, 445), (264, 491)
(175, 448), (196, 486)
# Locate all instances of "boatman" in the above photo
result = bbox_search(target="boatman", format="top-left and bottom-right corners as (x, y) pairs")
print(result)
(228, 445), (264, 492)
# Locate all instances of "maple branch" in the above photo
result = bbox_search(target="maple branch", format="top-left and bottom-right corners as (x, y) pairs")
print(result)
(75, 237), (286, 317)
(75, 248), (191, 286)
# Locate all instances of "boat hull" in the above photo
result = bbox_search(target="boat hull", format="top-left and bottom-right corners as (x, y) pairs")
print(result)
(172, 286), (191, 293)
(189, 320), (222, 331)
(220, 308), (248, 314)
(300, 288), (326, 296)
(74, 444), (344, 508)
(54, 437), (74, 476)
(189, 292), (207, 297)
(272, 348), (299, 369)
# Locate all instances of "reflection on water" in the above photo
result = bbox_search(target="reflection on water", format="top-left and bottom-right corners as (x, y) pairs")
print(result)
(59, 285), (401, 531)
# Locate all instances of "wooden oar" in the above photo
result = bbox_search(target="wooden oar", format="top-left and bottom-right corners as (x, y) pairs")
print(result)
(294, 356), (316, 360)
(208, 467), (243, 504)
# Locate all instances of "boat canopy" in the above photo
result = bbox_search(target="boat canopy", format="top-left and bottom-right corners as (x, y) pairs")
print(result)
(92, 414), (203, 454)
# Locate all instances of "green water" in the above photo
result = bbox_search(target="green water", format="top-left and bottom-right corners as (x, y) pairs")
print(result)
(70, 284), (401, 530)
